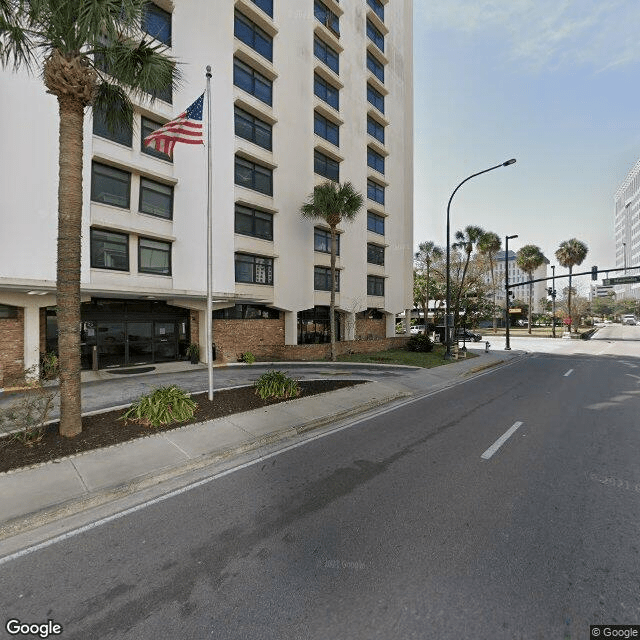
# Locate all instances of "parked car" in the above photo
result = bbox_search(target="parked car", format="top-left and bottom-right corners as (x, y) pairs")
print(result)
(410, 324), (427, 335)
(622, 315), (637, 325)
(455, 328), (482, 342)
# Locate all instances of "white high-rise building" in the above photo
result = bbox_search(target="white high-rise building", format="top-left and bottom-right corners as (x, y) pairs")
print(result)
(0, 0), (414, 382)
(614, 159), (640, 300)
(494, 250), (549, 314)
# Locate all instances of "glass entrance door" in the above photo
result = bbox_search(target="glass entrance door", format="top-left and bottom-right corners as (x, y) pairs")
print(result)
(97, 322), (126, 368)
(127, 322), (154, 365)
(154, 321), (177, 362)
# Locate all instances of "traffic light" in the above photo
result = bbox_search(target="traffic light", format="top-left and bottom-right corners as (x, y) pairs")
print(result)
(547, 287), (553, 296)
(592, 265), (598, 281)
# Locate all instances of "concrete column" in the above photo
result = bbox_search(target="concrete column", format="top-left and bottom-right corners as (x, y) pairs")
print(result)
(386, 312), (396, 338)
(284, 310), (297, 345)
(23, 304), (41, 380)
(345, 311), (356, 341)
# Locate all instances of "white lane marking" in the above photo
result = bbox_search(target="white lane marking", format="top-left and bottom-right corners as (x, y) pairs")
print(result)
(481, 422), (523, 460)
(0, 356), (528, 566)
(563, 369), (574, 377)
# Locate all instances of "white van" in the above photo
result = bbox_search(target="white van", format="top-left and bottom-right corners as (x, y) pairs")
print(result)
(622, 314), (636, 325)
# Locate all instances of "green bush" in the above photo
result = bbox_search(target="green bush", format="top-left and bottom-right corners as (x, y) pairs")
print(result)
(240, 351), (256, 364)
(255, 370), (301, 400)
(120, 385), (197, 428)
(406, 334), (433, 352)
(40, 351), (59, 380)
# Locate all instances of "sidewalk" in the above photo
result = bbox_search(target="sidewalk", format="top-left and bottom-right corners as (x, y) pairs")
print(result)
(0, 347), (525, 541)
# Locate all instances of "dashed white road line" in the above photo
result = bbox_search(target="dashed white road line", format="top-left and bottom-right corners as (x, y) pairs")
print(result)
(564, 369), (574, 377)
(481, 422), (524, 460)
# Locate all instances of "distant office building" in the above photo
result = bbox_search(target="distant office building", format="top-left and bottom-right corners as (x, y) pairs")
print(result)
(494, 250), (549, 313)
(614, 159), (640, 299)
(590, 284), (615, 301)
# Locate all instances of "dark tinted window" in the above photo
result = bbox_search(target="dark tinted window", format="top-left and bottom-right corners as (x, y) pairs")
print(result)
(314, 0), (339, 35)
(91, 228), (129, 271)
(235, 156), (273, 195)
(93, 106), (132, 147)
(234, 58), (272, 106)
(314, 74), (339, 110)
(234, 11), (273, 61)
(367, 211), (385, 234)
(235, 254), (274, 285)
(367, 116), (385, 143)
(142, 3), (171, 46)
(314, 227), (340, 255)
(141, 116), (172, 162)
(314, 36), (339, 74)
(139, 178), (173, 219)
(367, 51), (384, 82)
(234, 106), (272, 150)
(367, 147), (385, 174)
(235, 204), (273, 240)
(138, 237), (171, 275)
(314, 150), (339, 182)
(367, 243), (384, 265)
(314, 112), (339, 146)
(367, 275), (385, 296)
(91, 162), (130, 209)
(367, 179), (385, 205)
(367, 19), (384, 51)
(367, 83), (384, 112)
(314, 266), (340, 291)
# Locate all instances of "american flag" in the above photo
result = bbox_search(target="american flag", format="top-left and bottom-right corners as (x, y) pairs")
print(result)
(143, 93), (204, 156)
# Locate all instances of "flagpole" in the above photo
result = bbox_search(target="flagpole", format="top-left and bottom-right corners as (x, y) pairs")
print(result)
(206, 65), (214, 401)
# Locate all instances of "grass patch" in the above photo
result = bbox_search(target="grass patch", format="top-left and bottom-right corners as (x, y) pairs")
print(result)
(337, 345), (478, 368)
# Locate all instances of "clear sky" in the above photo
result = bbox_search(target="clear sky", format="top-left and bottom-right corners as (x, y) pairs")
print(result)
(412, 0), (640, 288)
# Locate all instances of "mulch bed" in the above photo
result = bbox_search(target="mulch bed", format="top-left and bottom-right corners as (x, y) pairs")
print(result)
(0, 380), (364, 474)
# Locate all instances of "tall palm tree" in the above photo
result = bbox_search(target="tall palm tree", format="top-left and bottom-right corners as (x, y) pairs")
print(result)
(555, 238), (588, 333)
(477, 231), (501, 333)
(301, 181), (364, 361)
(1, 1), (177, 436)
(452, 225), (484, 331)
(516, 245), (546, 334)
(415, 241), (444, 333)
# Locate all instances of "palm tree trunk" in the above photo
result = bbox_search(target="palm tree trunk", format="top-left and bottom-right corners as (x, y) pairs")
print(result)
(56, 96), (84, 437)
(329, 227), (337, 361)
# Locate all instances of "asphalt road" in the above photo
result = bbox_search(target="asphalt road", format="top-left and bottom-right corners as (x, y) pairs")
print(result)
(2, 345), (640, 639)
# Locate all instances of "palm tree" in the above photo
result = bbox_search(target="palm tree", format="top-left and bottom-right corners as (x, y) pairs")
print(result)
(555, 238), (588, 333)
(1, 1), (177, 436)
(414, 241), (444, 333)
(516, 245), (546, 334)
(301, 181), (364, 361)
(452, 225), (484, 331)
(477, 231), (501, 333)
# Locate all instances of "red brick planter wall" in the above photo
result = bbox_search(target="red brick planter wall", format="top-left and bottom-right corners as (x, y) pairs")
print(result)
(0, 309), (24, 387)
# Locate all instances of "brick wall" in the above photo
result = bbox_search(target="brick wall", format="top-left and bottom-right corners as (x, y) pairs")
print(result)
(39, 309), (46, 354)
(190, 311), (199, 345)
(355, 315), (386, 340)
(213, 318), (285, 362)
(0, 309), (24, 387)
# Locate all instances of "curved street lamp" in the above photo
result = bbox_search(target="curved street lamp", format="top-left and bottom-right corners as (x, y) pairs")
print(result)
(445, 158), (516, 359)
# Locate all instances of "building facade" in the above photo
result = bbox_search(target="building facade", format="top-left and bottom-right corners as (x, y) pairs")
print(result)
(0, 0), (414, 382)
(494, 250), (549, 314)
(614, 159), (640, 300)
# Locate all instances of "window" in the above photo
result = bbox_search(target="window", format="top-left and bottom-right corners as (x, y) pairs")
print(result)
(235, 156), (273, 195)
(91, 228), (129, 271)
(314, 150), (339, 182)
(142, 3), (171, 46)
(235, 204), (273, 240)
(314, 112), (339, 146)
(150, 80), (172, 104)
(367, 0), (384, 22)
(234, 58), (272, 106)
(367, 179), (385, 205)
(367, 51), (384, 83)
(314, 74), (339, 110)
(314, 0), (339, 35)
(234, 106), (272, 150)
(251, 0), (273, 17)
(367, 83), (384, 113)
(367, 243), (384, 265)
(139, 237), (171, 275)
(367, 211), (385, 235)
(314, 36), (339, 74)
(367, 147), (385, 174)
(367, 275), (385, 296)
(0, 304), (18, 319)
(139, 178), (173, 219)
(314, 266), (339, 291)
(141, 117), (172, 161)
(213, 304), (279, 319)
(366, 19), (384, 51)
(235, 253), (274, 285)
(314, 227), (340, 255)
(234, 11), (273, 61)
(93, 106), (132, 147)
(367, 115), (385, 143)
(298, 306), (340, 343)
(91, 162), (130, 209)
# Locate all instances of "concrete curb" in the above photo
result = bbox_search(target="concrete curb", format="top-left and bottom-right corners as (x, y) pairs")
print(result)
(0, 388), (410, 541)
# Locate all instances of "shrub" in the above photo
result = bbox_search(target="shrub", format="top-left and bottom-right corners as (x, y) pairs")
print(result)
(240, 351), (256, 364)
(40, 351), (59, 380)
(406, 334), (433, 352)
(255, 370), (301, 400)
(120, 385), (197, 428)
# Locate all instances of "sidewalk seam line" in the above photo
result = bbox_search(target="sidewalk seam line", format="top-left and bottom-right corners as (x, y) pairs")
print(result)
(69, 460), (89, 493)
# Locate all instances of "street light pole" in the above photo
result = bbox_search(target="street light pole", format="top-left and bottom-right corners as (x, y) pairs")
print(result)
(551, 264), (556, 339)
(444, 158), (516, 359)
(504, 234), (518, 350)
